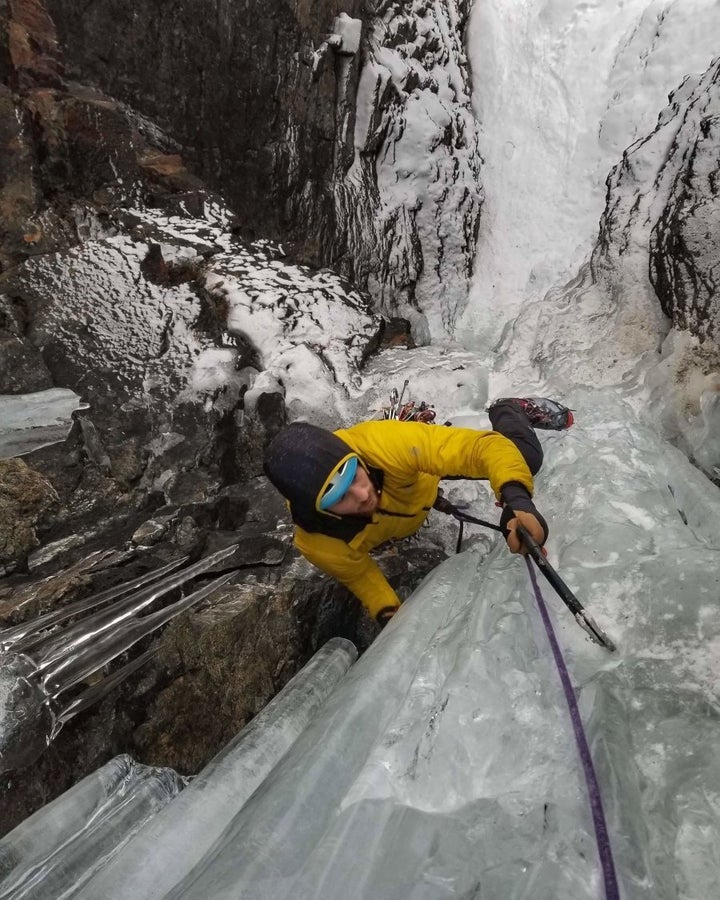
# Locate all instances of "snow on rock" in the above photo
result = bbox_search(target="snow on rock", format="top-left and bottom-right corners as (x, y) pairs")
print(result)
(457, 0), (720, 362)
(335, 0), (482, 342)
(120, 205), (382, 424)
(203, 241), (382, 424)
(529, 55), (720, 478)
(4, 200), (382, 436)
(13, 235), (212, 406)
(595, 55), (720, 360)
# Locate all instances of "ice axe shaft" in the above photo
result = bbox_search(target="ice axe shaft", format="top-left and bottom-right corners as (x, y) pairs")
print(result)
(517, 525), (616, 652)
(434, 499), (616, 650)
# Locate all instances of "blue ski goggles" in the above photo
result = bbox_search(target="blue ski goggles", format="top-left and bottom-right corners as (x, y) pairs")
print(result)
(318, 455), (359, 511)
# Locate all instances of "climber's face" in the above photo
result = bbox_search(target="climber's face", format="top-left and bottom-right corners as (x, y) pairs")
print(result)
(327, 465), (380, 517)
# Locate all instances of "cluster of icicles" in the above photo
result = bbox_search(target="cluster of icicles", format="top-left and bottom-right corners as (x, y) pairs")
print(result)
(0, 638), (357, 898)
(0, 546), (238, 774)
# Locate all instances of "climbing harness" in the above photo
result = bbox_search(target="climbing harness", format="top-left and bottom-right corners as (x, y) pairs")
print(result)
(524, 557), (620, 900)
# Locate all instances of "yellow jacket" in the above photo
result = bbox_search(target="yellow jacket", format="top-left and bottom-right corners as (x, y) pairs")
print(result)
(293, 420), (533, 618)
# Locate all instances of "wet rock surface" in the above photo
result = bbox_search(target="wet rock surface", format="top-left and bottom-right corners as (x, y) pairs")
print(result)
(44, 0), (366, 267)
(0, 458), (58, 567)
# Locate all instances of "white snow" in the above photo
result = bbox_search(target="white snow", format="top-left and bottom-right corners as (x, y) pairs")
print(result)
(456, 0), (720, 360)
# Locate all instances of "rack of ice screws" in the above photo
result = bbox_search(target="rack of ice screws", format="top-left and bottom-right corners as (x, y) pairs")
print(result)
(382, 380), (437, 423)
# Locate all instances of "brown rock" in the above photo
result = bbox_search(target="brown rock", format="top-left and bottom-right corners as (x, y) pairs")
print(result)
(133, 583), (304, 772)
(7, 0), (63, 90)
(0, 457), (58, 566)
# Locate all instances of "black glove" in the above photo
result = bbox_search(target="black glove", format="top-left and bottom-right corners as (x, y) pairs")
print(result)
(499, 482), (548, 545)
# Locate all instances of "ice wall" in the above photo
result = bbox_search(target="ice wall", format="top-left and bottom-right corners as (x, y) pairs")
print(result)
(53, 390), (711, 900)
(0, 756), (186, 899)
(457, 0), (720, 358)
(0, 390), (84, 457)
(0, 638), (357, 899)
(75, 638), (357, 899)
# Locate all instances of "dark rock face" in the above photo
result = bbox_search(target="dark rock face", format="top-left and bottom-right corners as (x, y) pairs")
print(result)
(45, 0), (365, 267)
(649, 96), (720, 345)
(0, 458), (58, 565)
(0, 490), (448, 834)
(0, 0), (455, 836)
(0, 329), (53, 393)
(0, 29), (380, 563)
(44, 0), (482, 339)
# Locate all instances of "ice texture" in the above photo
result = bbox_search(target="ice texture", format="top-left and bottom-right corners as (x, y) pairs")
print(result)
(75, 637), (358, 899)
(0, 755), (186, 899)
(101, 389), (718, 900)
(0, 639), (358, 899)
(5, 395), (716, 897)
(0, 549), (236, 774)
(457, 0), (720, 357)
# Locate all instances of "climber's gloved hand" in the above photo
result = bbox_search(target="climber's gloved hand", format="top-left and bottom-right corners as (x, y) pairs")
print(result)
(499, 482), (549, 555)
(376, 605), (399, 628)
(502, 508), (548, 554)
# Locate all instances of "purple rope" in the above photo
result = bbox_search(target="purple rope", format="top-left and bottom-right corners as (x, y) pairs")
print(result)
(525, 557), (620, 900)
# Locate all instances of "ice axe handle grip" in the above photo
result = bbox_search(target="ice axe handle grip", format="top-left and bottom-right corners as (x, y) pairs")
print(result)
(517, 524), (587, 619)
(516, 523), (544, 561)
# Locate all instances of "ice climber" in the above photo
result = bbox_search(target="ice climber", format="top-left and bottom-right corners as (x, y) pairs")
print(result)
(263, 398), (573, 627)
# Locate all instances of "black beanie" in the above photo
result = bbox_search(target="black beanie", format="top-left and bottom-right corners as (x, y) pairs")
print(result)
(263, 422), (355, 518)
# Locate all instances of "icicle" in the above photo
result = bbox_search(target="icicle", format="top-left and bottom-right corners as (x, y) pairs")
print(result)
(44, 573), (235, 698)
(54, 647), (158, 732)
(0, 547), (238, 774)
(0, 652), (55, 775)
(56, 639), (358, 900)
(0, 756), (186, 900)
(0, 557), (189, 652)
(32, 545), (235, 671)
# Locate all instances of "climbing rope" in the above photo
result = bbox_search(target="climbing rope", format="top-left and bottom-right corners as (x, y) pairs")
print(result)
(524, 558), (620, 900)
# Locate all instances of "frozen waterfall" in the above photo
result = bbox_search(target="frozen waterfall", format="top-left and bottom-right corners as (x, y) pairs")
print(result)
(105, 392), (720, 898)
(4, 390), (718, 898)
(2, 0), (720, 898)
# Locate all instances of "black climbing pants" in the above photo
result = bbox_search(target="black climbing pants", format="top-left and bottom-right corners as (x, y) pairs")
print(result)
(488, 401), (543, 476)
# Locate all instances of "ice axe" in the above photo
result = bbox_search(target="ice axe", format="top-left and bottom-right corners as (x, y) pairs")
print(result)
(434, 497), (616, 651)
(516, 524), (616, 651)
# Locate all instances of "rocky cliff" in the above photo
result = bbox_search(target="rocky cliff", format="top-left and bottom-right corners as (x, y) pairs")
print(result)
(45, 0), (482, 340)
(531, 55), (720, 480)
(0, 0), (453, 834)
